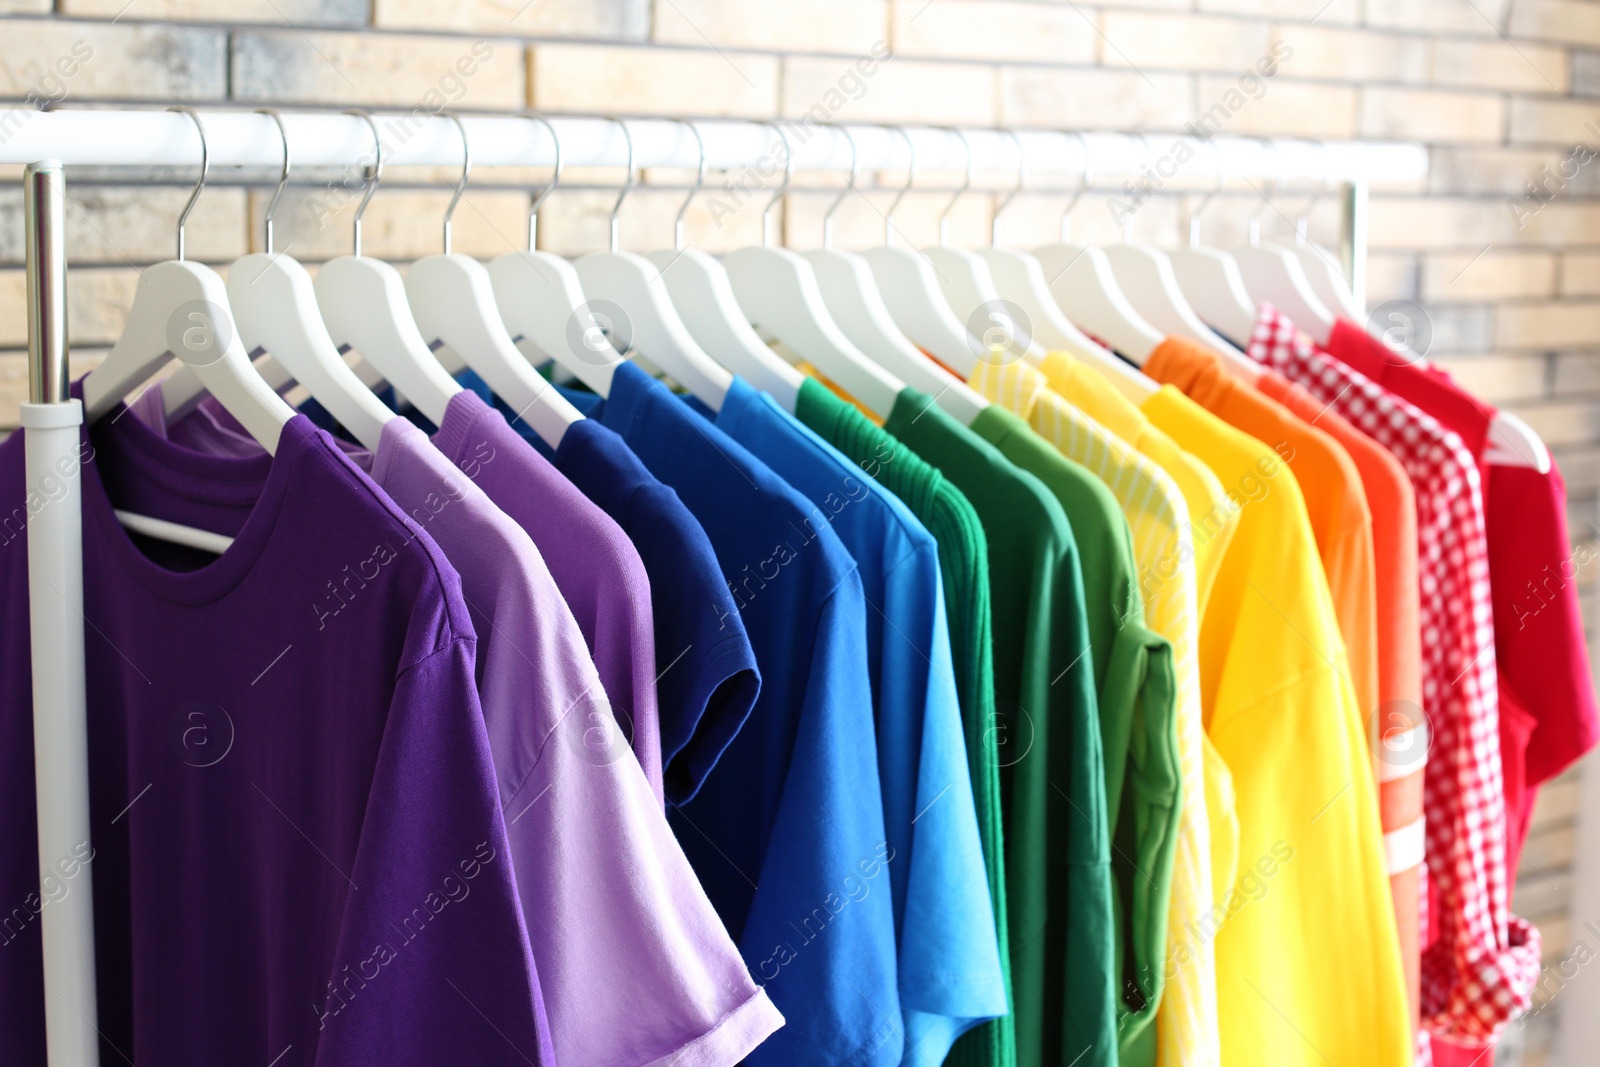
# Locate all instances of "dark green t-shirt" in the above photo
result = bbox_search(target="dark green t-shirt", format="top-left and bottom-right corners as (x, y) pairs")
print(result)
(885, 388), (1116, 1067)
(794, 379), (1015, 1067)
(968, 403), (1182, 1066)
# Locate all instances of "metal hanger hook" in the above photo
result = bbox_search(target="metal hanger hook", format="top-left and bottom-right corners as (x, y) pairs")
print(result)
(1294, 140), (1334, 244)
(167, 105), (209, 262)
(883, 125), (916, 247)
(992, 128), (1025, 248)
(1060, 131), (1091, 244)
(344, 108), (383, 258)
(674, 120), (706, 252)
(256, 108), (290, 256)
(441, 111), (471, 255)
(526, 114), (563, 251)
(1189, 135), (1226, 248)
(937, 126), (973, 248)
(823, 123), (860, 250)
(760, 121), (795, 248)
(1248, 136), (1283, 246)
(606, 117), (635, 253)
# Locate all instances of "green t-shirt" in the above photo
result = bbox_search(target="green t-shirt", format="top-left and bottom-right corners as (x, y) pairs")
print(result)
(885, 388), (1116, 1067)
(968, 403), (1183, 1067)
(793, 379), (1015, 1067)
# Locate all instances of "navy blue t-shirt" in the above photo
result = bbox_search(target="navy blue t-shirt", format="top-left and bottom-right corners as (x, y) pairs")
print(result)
(460, 371), (762, 804)
(550, 362), (901, 1067)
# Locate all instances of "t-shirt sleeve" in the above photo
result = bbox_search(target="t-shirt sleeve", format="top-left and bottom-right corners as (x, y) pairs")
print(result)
(500, 645), (784, 1067)
(739, 579), (903, 1067)
(312, 637), (556, 1067)
(890, 562), (1008, 1060)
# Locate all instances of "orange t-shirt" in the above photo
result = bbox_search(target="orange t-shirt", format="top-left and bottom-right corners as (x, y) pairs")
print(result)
(1256, 367), (1423, 1025)
(1146, 338), (1379, 724)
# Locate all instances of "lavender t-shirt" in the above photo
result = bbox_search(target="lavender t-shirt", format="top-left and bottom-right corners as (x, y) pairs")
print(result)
(137, 390), (784, 1066)
(0, 405), (551, 1065)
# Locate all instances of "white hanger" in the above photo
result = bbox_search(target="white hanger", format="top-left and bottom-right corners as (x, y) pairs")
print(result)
(641, 120), (804, 411)
(1031, 134), (1164, 364)
(488, 114), (620, 398)
(82, 107), (292, 553)
(83, 106), (294, 457)
(1103, 134), (1257, 375)
(800, 125), (986, 423)
(404, 113), (583, 447)
(859, 127), (994, 378)
(976, 129), (1154, 399)
(164, 108), (395, 452)
(722, 122), (903, 420)
(571, 118), (732, 409)
(919, 127), (1047, 368)
(312, 109), (462, 428)
(1231, 139), (1334, 345)
(1168, 138), (1261, 346)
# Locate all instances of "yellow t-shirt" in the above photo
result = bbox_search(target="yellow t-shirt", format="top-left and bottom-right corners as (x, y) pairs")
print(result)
(1038, 353), (1239, 619)
(967, 356), (1223, 1067)
(1140, 386), (1410, 1067)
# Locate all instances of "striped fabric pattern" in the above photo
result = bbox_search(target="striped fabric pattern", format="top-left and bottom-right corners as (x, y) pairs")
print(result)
(969, 356), (1221, 1067)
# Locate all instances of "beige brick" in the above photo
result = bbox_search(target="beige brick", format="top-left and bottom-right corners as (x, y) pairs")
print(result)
(0, 21), (224, 102)
(0, 0), (54, 10)
(1366, 0), (1509, 35)
(1511, 0), (1600, 47)
(1368, 196), (1502, 250)
(1365, 252), (1418, 305)
(65, 0), (364, 24)
(1087, 0), (1190, 8)
(1502, 399), (1600, 447)
(1430, 145), (1593, 196)
(1510, 98), (1600, 146)
(0, 268), (139, 349)
(1195, 76), (1356, 137)
(1562, 253), (1600, 296)
(1430, 352), (1549, 402)
(1423, 249), (1556, 302)
(376, 0), (648, 38)
(784, 55), (992, 126)
(1497, 302), (1600, 349)
(1516, 201), (1600, 248)
(1361, 87), (1504, 143)
(1200, 0), (1358, 21)
(231, 32), (524, 109)
(0, 186), (249, 267)
(891, 0), (1095, 64)
(1432, 38), (1568, 93)
(1268, 23), (1428, 84)
(1098, 11), (1270, 72)
(533, 43), (777, 117)
(656, 0), (887, 53)
(1004, 67), (1193, 129)
(1555, 351), (1600, 394)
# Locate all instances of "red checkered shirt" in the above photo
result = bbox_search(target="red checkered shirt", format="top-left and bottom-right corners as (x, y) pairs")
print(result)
(1247, 305), (1539, 1050)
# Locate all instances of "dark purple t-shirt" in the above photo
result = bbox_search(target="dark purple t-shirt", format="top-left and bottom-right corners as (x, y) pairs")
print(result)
(0, 403), (551, 1065)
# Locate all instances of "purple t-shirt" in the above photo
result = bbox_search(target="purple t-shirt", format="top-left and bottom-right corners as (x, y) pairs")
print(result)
(135, 389), (786, 1066)
(0, 403), (552, 1065)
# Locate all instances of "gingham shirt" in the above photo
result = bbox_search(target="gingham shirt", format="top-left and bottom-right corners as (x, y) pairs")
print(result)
(1248, 305), (1539, 1047)
(969, 357), (1222, 1067)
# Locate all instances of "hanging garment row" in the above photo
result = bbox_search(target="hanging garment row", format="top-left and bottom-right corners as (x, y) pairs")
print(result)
(0, 108), (1592, 1067)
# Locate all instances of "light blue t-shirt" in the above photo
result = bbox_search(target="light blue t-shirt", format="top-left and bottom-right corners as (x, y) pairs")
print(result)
(692, 379), (1007, 1064)
(574, 362), (901, 1067)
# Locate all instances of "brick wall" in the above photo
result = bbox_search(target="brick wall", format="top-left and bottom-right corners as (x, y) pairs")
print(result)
(1, 1), (1598, 1062)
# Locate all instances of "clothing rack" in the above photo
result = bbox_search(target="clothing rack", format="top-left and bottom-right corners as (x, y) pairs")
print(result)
(3, 108), (1425, 1067)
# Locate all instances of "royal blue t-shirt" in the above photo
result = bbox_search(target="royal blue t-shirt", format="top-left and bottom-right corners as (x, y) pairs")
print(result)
(459, 371), (761, 805)
(690, 379), (1007, 1064)
(561, 361), (901, 1067)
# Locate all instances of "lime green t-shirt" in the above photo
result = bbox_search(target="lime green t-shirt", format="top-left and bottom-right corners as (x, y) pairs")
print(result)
(884, 388), (1116, 1067)
(793, 378), (1016, 1067)
(969, 402), (1183, 1067)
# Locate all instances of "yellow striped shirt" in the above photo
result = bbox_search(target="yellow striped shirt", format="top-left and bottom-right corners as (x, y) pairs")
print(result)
(969, 357), (1222, 1067)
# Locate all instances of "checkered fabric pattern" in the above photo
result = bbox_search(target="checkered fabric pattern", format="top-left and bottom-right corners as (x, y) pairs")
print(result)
(1248, 305), (1540, 1047)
